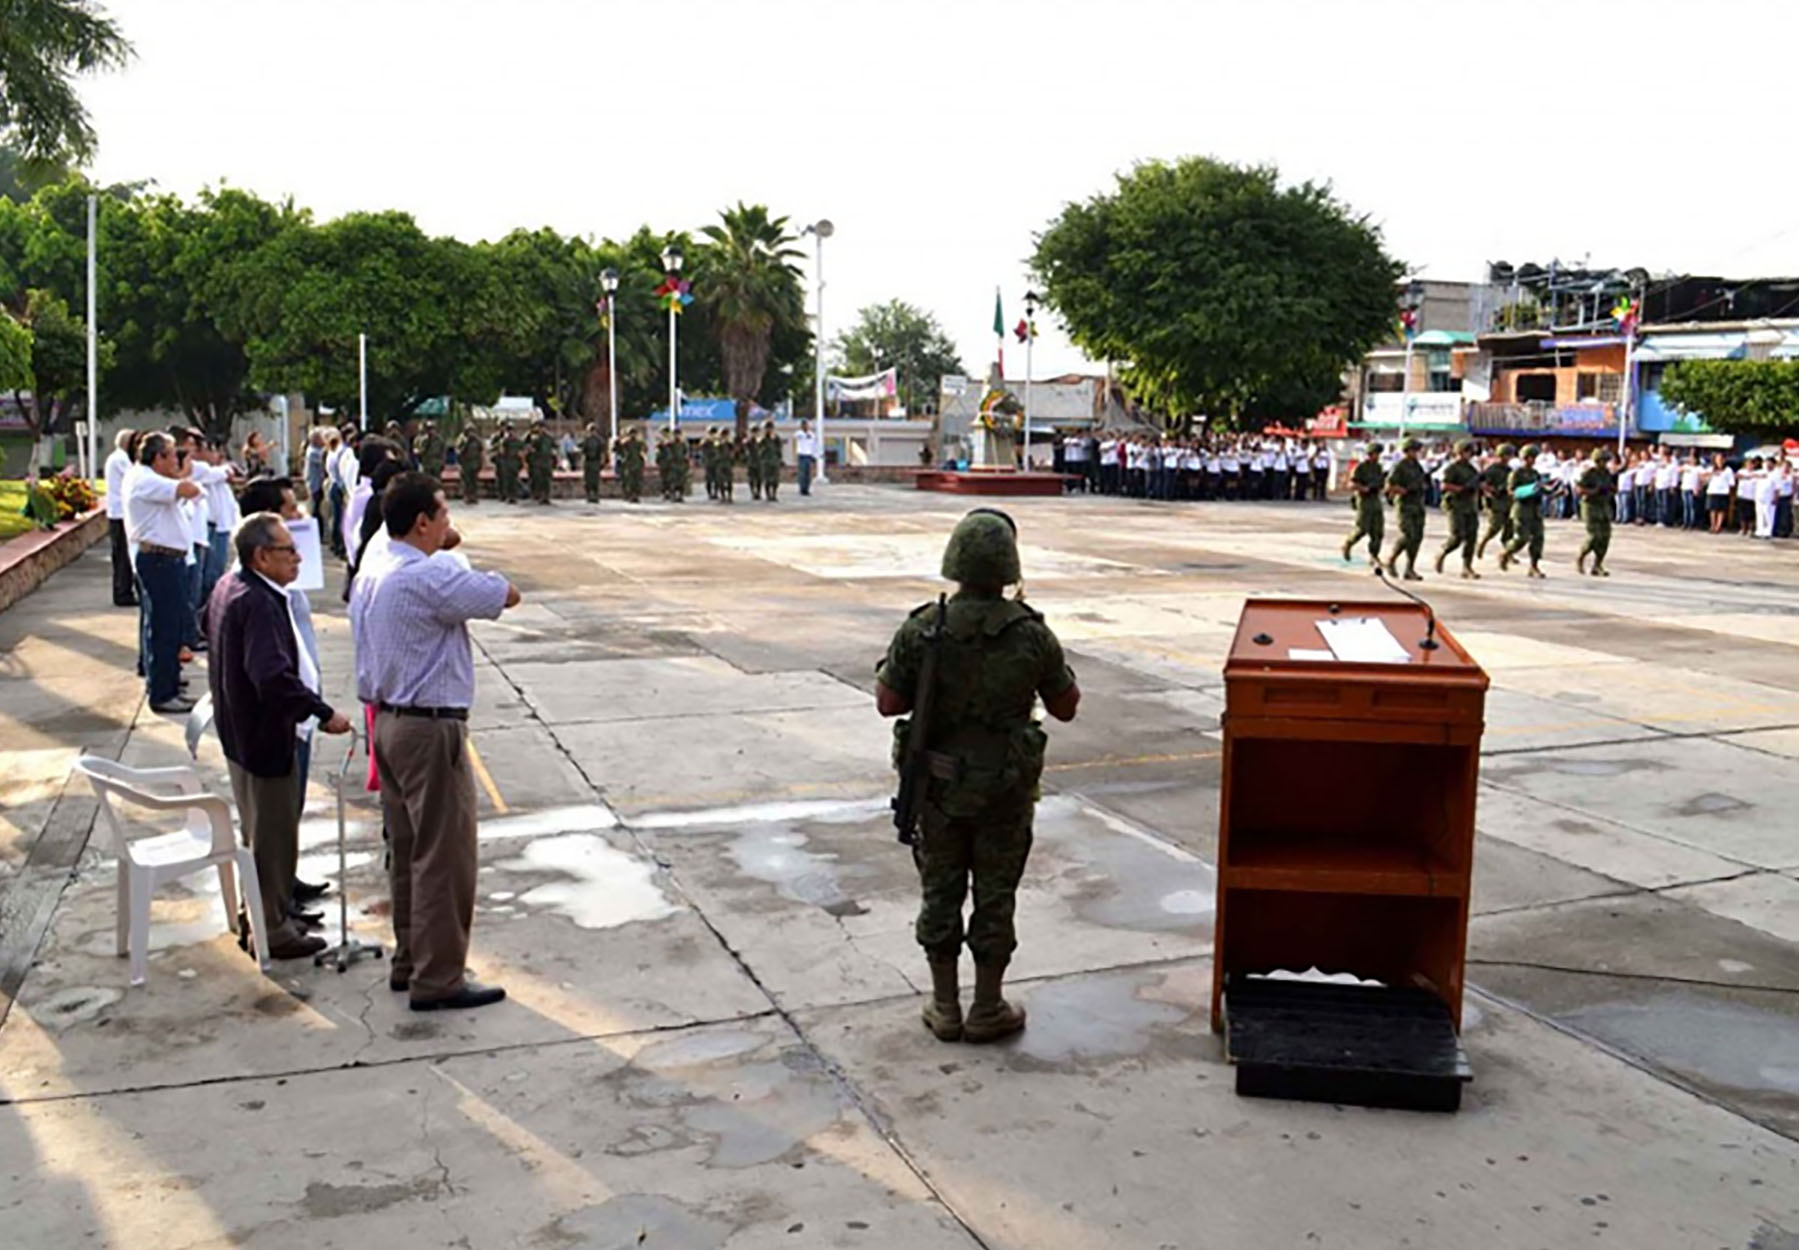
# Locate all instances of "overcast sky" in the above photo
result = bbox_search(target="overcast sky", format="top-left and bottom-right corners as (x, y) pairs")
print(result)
(83, 0), (1798, 382)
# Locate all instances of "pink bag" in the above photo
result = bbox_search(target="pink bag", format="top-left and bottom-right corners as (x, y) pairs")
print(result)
(364, 703), (380, 792)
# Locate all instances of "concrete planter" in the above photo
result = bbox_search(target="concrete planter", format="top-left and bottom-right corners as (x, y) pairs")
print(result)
(0, 507), (107, 614)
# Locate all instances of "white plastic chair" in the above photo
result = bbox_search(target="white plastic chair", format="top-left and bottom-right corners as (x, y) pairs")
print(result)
(73, 754), (271, 985)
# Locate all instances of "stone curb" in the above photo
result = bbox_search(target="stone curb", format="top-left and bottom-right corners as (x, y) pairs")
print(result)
(0, 507), (107, 615)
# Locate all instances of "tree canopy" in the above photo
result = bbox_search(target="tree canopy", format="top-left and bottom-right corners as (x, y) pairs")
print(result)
(0, 306), (29, 390)
(1659, 359), (1799, 435)
(0, 0), (131, 166)
(1031, 156), (1402, 427)
(833, 299), (964, 415)
(0, 174), (818, 441)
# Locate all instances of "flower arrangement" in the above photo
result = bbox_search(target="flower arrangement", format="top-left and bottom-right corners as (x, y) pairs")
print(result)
(21, 468), (100, 527)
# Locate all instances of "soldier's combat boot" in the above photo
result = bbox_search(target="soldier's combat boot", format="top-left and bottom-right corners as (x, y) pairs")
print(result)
(921, 961), (963, 1042)
(1403, 561), (1423, 582)
(1592, 563), (1610, 578)
(1341, 540), (1352, 563)
(1527, 563), (1546, 579)
(1497, 548), (1513, 571)
(1434, 548), (1447, 575)
(963, 961), (1026, 1043)
(1577, 549), (1589, 575)
(1461, 564), (1480, 580)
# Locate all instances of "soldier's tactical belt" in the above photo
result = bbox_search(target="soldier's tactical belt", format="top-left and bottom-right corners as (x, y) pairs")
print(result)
(925, 751), (961, 782)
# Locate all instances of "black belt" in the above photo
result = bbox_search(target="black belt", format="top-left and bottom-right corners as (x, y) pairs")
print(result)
(138, 543), (187, 559)
(378, 703), (468, 721)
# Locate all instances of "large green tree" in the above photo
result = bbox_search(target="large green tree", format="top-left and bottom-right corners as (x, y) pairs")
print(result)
(1659, 359), (1799, 436)
(833, 299), (964, 416)
(1031, 156), (1402, 426)
(696, 203), (806, 435)
(0, 305), (29, 389)
(0, 0), (131, 166)
(13, 285), (110, 473)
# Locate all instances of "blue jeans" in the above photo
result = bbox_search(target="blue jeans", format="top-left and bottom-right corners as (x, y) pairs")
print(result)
(327, 485), (346, 554)
(201, 525), (230, 621)
(135, 550), (187, 704)
(798, 454), (814, 495)
(185, 552), (205, 646)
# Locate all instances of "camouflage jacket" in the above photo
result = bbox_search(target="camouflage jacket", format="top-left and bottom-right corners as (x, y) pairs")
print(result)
(878, 593), (1076, 816)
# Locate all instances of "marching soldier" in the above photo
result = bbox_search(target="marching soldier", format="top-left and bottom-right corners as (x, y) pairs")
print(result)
(670, 431), (690, 500)
(746, 425), (765, 500)
(1434, 439), (1482, 579)
(1476, 442), (1517, 560)
(581, 423), (607, 503)
(876, 509), (1081, 1043)
(1576, 447), (1617, 577)
(417, 421), (446, 480)
(1341, 441), (1387, 572)
(457, 425), (485, 505)
(760, 421), (782, 502)
(701, 426), (719, 500)
(526, 421), (556, 504)
(1499, 443), (1548, 577)
(1383, 437), (1429, 580)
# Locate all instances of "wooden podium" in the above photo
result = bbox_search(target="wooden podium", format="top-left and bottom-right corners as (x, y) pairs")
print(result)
(1212, 598), (1489, 1110)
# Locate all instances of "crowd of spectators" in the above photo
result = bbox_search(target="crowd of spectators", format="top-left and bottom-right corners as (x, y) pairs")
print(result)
(1055, 434), (1337, 501)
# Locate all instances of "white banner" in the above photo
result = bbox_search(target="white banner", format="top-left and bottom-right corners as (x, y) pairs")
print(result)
(288, 517), (326, 592)
(826, 367), (898, 401)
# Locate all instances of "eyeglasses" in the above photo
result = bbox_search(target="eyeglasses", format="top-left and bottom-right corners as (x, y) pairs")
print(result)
(262, 544), (298, 554)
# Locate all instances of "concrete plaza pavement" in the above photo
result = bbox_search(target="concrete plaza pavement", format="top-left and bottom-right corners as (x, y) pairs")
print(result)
(2, 484), (1798, 1248)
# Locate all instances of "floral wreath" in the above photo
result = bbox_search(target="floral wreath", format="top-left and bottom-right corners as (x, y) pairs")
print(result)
(977, 388), (1024, 434)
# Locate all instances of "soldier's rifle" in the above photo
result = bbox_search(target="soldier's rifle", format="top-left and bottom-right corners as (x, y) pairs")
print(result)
(891, 593), (949, 847)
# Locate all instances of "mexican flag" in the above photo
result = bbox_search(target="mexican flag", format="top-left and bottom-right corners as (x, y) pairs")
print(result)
(993, 287), (1004, 377)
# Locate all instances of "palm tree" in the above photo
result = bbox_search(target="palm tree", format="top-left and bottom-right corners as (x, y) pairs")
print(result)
(697, 203), (805, 437)
(0, 0), (132, 166)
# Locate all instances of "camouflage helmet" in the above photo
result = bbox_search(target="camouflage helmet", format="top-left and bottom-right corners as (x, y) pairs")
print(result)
(941, 509), (1021, 587)
(1402, 437), (1423, 453)
(1455, 439), (1477, 455)
(1497, 442), (1517, 457)
(1521, 443), (1541, 459)
(1364, 441), (1383, 456)
(1590, 446), (1609, 464)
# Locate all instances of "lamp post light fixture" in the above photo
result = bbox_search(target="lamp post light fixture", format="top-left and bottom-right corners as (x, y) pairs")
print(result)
(661, 244), (684, 433)
(599, 266), (621, 452)
(1023, 290), (1041, 453)
(801, 219), (833, 484)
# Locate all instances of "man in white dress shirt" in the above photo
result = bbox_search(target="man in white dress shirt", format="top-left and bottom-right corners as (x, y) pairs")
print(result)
(125, 432), (204, 713)
(104, 428), (138, 607)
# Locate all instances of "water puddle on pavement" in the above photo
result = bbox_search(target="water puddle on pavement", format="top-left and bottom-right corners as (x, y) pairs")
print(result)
(475, 802), (618, 841)
(1560, 992), (1799, 1099)
(1038, 796), (1217, 932)
(1012, 969), (1193, 1065)
(494, 833), (677, 929)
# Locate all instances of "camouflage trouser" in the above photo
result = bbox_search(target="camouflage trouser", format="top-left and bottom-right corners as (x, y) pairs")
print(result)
(1439, 508), (1478, 568)
(530, 467), (551, 502)
(1387, 506), (1425, 568)
(914, 799), (1034, 966)
(460, 467), (480, 504)
(748, 462), (763, 499)
(621, 468), (641, 501)
(1579, 517), (1611, 566)
(1344, 503), (1384, 558)
(583, 465), (601, 502)
(496, 461), (518, 502)
(1477, 504), (1513, 557)
(1504, 510), (1545, 564)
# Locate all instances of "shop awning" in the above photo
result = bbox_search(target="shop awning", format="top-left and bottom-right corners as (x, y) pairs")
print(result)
(1633, 333), (1748, 363)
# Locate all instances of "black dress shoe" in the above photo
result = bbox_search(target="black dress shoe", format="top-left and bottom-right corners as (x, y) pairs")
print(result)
(267, 932), (327, 960)
(293, 879), (331, 903)
(388, 972), (410, 992)
(288, 905), (324, 924)
(410, 981), (506, 1012)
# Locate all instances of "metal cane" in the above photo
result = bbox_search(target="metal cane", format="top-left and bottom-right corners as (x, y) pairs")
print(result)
(315, 727), (384, 972)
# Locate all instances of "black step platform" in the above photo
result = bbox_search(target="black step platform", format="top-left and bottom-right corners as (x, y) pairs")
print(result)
(1224, 976), (1472, 1113)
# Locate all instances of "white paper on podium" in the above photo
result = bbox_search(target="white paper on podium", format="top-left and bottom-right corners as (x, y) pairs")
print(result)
(1314, 616), (1411, 664)
(289, 517), (326, 592)
(1287, 648), (1337, 662)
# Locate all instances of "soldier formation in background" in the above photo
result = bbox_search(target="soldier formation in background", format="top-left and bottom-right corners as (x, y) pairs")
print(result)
(616, 427), (645, 502)
(1339, 439), (1627, 581)
(490, 421), (523, 504)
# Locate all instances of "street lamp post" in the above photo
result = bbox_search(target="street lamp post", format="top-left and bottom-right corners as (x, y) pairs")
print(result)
(802, 219), (833, 484)
(661, 244), (683, 434)
(599, 267), (620, 453)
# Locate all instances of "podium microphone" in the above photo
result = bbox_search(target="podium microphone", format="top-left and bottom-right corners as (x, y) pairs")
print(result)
(1374, 565), (1440, 651)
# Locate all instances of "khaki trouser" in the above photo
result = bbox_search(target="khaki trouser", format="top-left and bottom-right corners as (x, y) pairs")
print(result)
(227, 759), (303, 947)
(374, 712), (478, 1000)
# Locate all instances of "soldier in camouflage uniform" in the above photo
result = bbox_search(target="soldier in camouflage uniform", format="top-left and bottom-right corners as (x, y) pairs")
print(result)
(1499, 444), (1548, 577)
(581, 423), (607, 503)
(671, 431), (691, 500)
(876, 510), (1082, 1043)
(491, 421), (521, 504)
(760, 421), (782, 501)
(1476, 442), (1517, 560)
(617, 427), (645, 503)
(745, 426), (765, 500)
(1575, 447), (1616, 577)
(1341, 442), (1387, 572)
(526, 421), (556, 504)
(700, 427), (719, 500)
(1434, 439), (1483, 579)
(417, 421), (446, 480)
(1383, 437), (1429, 580)
(457, 426), (485, 505)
